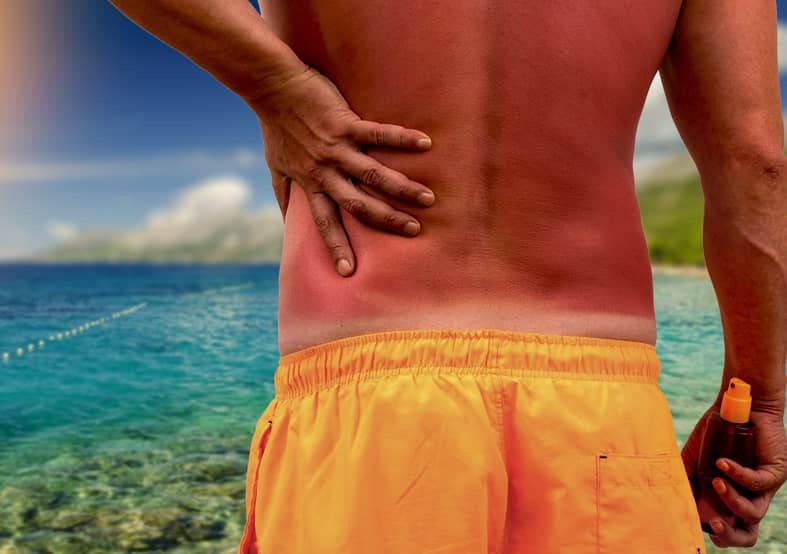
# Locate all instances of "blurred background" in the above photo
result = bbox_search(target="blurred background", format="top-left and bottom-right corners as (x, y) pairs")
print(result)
(1, 2), (786, 553)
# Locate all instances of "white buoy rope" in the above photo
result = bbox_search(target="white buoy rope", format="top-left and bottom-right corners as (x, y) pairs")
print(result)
(3, 281), (249, 365)
(1, 303), (146, 364)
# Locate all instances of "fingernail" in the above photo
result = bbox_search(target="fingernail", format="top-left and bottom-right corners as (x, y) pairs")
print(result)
(404, 221), (420, 235)
(417, 137), (432, 148)
(336, 258), (352, 276)
(716, 459), (729, 472)
(711, 519), (724, 534)
(417, 191), (435, 205)
(713, 478), (726, 494)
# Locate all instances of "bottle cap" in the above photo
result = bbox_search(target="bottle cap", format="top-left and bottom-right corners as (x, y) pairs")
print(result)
(720, 377), (752, 423)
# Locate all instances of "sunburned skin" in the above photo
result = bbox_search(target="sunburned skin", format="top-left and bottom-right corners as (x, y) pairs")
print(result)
(265, 1), (686, 355)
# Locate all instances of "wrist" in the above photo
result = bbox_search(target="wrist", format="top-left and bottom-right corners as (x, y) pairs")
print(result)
(746, 382), (784, 416)
(239, 56), (311, 117)
(718, 363), (786, 416)
(752, 396), (786, 417)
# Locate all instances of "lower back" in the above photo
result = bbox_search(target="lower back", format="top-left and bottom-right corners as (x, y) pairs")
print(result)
(266, 0), (683, 354)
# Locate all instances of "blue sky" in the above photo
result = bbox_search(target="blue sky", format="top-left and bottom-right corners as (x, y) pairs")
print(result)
(0, 1), (268, 258)
(1, 2), (786, 258)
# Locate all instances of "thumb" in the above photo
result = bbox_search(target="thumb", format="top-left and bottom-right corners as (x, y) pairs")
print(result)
(270, 168), (292, 221)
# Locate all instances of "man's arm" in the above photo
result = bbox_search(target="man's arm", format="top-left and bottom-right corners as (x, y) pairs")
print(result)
(109, 0), (307, 107)
(660, 0), (787, 547)
(109, 0), (436, 277)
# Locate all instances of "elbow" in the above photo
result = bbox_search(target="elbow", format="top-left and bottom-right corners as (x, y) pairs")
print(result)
(719, 141), (786, 179)
(699, 142), (787, 208)
(757, 153), (787, 188)
(739, 149), (787, 197)
(701, 148), (787, 274)
(739, 147), (787, 182)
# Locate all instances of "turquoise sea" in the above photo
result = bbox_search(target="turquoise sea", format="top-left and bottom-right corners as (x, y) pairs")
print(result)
(0, 264), (784, 553)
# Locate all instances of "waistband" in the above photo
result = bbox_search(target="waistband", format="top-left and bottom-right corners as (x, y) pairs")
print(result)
(274, 329), (661, 398)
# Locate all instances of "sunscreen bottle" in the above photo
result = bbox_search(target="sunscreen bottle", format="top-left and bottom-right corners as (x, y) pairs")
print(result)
(696, 377), (756, 534)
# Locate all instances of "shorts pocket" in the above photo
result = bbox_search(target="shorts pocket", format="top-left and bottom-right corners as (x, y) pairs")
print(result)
(596, 452), (704, 554)
(239, 417), (274, 554)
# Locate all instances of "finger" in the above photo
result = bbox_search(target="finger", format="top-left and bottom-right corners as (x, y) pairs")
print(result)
(306, 191), (356, 277)
(321, 171), (423, 236)
(717, 458), (781, 493)
(340, 150), (435, 206)
(347, 120), (432, 151)
(706, 516), (759, 548)
(711, 477), (770, 524)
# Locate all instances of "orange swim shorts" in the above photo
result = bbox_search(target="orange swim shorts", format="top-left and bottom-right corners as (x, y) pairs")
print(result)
(239, 329), (706, 553)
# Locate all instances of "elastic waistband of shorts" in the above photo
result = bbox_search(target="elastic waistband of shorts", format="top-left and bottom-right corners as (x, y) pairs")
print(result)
(274, 329), (661, 398)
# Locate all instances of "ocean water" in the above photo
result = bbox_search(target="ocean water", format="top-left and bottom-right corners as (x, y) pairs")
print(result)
(0, 264), (783, 553)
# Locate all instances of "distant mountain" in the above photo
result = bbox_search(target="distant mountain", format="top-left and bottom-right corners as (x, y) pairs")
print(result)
(38, 211), (284, 263)
(636, 168), (705, 266)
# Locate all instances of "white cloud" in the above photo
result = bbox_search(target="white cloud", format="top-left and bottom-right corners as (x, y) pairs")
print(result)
(43, 175), (284, 261)
(127, 176), (255, 248)
(46, 220), (78, 242)
(779, 23), (787, 71)
(0, 148), (264, 185)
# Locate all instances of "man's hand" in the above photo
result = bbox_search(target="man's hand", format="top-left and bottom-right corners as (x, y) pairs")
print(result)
(682, 403), (787, 548)
(106, 1), (434, 278)
(251, 65), (435, 278)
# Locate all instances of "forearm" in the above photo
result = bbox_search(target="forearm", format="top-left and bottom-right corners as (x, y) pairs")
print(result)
(109, 0), (308, 110)
(702, 162), (787, 415)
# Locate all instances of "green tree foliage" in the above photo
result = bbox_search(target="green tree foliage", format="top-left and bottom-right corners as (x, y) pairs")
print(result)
(636, 173), (705, 266)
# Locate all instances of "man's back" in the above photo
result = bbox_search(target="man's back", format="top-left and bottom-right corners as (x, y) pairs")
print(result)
(107, 2), (787, 550)
(271, 1), (684, 354)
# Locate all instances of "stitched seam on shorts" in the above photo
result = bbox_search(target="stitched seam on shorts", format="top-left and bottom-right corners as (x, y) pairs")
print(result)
(276, 365), (658, 399)
(278, 328), (657, 365)
(595, 454), (601, 554)
(269, 398), (281, 419)
(494, 377), (507, 554)
(494, 380), (506, 456)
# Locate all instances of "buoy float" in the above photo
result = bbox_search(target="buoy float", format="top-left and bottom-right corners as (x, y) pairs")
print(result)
(2, 301), (146, 363)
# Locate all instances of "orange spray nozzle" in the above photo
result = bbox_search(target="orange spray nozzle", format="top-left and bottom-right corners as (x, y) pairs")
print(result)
(720, 377), (752, 423)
